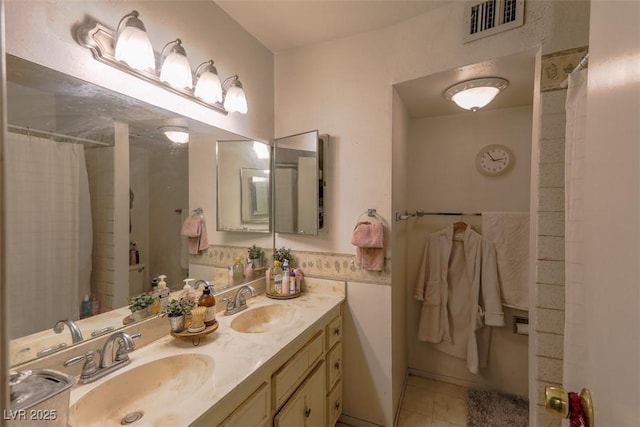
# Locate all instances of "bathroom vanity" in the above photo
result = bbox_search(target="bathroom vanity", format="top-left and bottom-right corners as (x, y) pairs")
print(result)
(60, 278), (345, 427)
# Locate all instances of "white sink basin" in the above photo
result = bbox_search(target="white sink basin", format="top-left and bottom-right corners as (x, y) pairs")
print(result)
(69, 353), (214, 427)
(230, 304), (297, 333)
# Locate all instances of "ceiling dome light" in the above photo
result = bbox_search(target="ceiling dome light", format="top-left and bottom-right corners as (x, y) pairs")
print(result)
(159, 39), (193, 90)
(194, 60), (223, 104)
(114, 10), (155, 72)
(223, 75), (248, 114)
(444, 77), (509, 112)
(160, 126), (189, 144)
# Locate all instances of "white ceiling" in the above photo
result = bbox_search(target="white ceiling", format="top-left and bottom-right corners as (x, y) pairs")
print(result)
(216, 0), (449, 53)
(216, 1), (536, 117)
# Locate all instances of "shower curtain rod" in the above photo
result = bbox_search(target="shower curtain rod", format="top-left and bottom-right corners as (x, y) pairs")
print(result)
(395, 211), (482, 221)
(8, 124), (111, 147)
(560, 52), (589, 89)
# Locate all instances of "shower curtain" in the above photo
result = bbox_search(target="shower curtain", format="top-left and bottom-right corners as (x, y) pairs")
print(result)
(5, 132), (93, 338)
(563, 68), (588, 395)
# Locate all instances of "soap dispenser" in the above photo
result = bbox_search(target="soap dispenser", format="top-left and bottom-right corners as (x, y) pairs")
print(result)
(182, 278), (197, 303)
(198, 285), (216, 326)
(157, 274), (170, 312)
(232, 256), (244, 285)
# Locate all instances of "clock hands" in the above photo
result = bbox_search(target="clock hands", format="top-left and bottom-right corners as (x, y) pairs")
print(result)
(486, 152), (506, 162)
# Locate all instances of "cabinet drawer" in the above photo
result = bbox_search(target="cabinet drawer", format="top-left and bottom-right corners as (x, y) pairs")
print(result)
(326, 316), (342, 350)
(327, 342), (342, 390)
(219, 381), (270, 427)
(273, 330), (324, 409)
(274, 360), (326, 427)
(327, 380), (343, 427)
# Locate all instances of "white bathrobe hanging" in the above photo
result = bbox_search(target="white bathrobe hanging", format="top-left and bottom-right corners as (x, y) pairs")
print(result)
(414, 224), (505, 374)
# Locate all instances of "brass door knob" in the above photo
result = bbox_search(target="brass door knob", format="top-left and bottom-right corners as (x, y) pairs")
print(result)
(545, 386), (594, 427)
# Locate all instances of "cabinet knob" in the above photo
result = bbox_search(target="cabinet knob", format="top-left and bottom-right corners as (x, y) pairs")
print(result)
(334, 327), (340, 336)
(334, 361), (341, 371)
(304, 407), (312, 418)
(335, 401), (341, 411)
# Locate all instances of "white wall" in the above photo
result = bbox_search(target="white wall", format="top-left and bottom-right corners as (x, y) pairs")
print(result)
(406, 106), (532, 396)
(274, 2), (589, 425)
(391, 89), (410, 414)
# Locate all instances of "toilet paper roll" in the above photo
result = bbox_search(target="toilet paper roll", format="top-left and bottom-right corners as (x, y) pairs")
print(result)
(515, 322), (529, 335)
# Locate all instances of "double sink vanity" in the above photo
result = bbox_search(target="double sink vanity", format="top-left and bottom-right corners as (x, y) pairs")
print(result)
(9, 277), (345, 427)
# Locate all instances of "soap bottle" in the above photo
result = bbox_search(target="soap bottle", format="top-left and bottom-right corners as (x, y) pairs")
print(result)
(90, 294), (100, 316)
(289, 270), (296, 294)
(272, 260), (283, 294)
(182, 278), (197, 304)
(198, 285), (216, 326)
(244, 257), (254, 280)
(282, 260), (290, 294)
(266, 265), (272, 292)
(232, 256), (244, 285)
(157, 275), (170, 312)
(81, 294), (91, 318)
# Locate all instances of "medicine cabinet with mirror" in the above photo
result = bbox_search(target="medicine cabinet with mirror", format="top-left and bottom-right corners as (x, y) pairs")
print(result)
(4, 54), (273, 367)
(274, 131), (327, 235)
(216, 139), (271, 233)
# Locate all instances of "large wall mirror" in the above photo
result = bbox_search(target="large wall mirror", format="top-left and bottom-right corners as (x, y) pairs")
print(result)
(216, 140), (271, 233)
(5, 55), (272, 367)
(274, 131), (326, 235)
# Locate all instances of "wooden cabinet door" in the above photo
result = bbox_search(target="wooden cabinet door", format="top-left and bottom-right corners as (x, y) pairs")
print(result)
(274, 361), (326, 427)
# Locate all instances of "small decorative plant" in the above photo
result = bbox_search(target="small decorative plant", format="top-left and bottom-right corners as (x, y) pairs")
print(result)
(248, 244), (265, 260)
(128, 293), (156, 313)
(164, 299), (195, 317)
(273, 246), (293, 265)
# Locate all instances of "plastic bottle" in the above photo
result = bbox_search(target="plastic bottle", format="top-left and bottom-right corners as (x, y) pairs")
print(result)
(272, 260), (283, 294)
(289, 270), (296, 294)
(182, 278), (197, 304)
(198, 285), (216, 326)
(90, 294), (100, 316)
(228, 266), (234, 286)
(294, 268), (303, 293)
(81, 294), (91, 318)
(282, 260), (290, 294)
(266, 266), (272, 292)
(232, 256), (245, 285)
(244, 257), (254, 280)
(157, 275), (170, 312)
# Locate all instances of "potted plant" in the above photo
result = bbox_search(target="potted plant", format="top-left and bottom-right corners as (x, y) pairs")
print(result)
(164, 299), (195, 332)
(248, 244), (265, 269)
(128, 293), (156, 321)
(273, 246), (293, 267)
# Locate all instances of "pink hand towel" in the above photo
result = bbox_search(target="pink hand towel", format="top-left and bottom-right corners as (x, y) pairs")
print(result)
(351, 220), (384, 271)
(182, 217), (210, 254)
(181, 217), (201, 237)
(351, 221), (384, 248)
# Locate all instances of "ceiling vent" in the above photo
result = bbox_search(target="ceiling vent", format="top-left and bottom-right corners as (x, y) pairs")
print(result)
(463, 0), (524, 43)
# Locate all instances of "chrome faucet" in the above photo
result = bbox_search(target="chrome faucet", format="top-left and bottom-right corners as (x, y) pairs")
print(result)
(193, 279), (210, 290)
(63, 331), (140, 384)
(53, 319), (83, 343)
(223, 285), (257, 315)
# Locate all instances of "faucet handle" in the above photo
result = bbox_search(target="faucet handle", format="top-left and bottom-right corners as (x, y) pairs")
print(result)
(114, 332), (141, 362)
(64, 351), (98, 379)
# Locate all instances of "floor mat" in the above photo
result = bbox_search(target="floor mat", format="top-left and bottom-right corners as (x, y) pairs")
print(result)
(467, 389), (528, 427)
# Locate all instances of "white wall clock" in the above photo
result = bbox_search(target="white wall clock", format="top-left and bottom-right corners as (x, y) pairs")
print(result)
(475, 144), (514, 176)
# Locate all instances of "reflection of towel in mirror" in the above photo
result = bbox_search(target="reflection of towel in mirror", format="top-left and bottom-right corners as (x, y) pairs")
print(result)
(181, 217), (209, 254)
(351, 221), (384, 271)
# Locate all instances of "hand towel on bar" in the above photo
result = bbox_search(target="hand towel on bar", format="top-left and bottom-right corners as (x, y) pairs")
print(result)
(181, 216), (209, 255)
(481, 212), (530, 310)
(352, 221), (384, 271)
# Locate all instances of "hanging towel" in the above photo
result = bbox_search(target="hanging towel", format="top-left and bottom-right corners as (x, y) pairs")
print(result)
(481, 212), (530, 310)
(181, 216), (209, 255)
(351, 221), (384, 271)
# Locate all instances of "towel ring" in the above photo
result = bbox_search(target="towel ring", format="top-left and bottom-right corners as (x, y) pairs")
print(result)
(356, 208), (382, 224)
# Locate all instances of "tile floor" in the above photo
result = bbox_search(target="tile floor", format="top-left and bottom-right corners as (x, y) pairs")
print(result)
(337, 375), (469, 427)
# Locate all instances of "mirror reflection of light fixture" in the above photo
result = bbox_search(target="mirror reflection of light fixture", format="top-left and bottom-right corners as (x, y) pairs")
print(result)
(194, 60), (223, 104)
(222, 75), (248, 114)
(252, 141), (270, 160)
(113, 10), (155, 72)
(444, 77), (509, 112)
(159, 39), (193, 89)
(160, 126), (189, 144)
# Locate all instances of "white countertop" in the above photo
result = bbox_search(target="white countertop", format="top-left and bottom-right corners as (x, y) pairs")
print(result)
(67, 278), (345, 426)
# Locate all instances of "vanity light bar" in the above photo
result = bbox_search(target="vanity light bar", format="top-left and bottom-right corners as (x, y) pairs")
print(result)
(76, 20), (229, 115)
